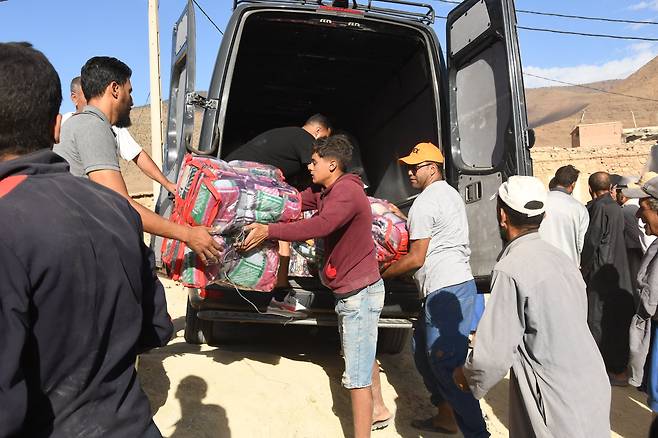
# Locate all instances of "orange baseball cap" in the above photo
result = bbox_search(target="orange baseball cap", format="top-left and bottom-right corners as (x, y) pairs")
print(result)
(399, 142), (444, 165)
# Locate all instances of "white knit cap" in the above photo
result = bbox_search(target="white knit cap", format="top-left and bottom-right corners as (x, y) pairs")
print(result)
(498, 176), (547, 217)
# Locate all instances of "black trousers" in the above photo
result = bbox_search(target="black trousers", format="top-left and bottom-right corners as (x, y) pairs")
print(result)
(587, 286), (635, 374)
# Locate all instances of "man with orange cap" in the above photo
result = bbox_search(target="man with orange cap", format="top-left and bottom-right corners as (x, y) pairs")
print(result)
(382, 143), (488, 437)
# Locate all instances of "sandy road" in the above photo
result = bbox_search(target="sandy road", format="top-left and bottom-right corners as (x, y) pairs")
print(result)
(136, 276), (653, 438)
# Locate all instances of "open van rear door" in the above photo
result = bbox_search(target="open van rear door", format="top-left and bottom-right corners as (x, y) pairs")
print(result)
(446, 0), (532, 288)
(152, 0), (196, 262)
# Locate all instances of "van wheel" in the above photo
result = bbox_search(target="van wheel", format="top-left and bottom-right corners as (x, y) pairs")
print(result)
(204, 322), (247, 346)
(184, 299), (211, 344)
(377, 327), (412, 354)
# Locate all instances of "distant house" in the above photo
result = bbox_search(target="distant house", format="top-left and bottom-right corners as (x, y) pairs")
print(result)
(570, 121), (623, 148)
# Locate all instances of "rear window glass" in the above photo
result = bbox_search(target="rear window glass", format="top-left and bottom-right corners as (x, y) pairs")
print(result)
(455, 41), (509, 169)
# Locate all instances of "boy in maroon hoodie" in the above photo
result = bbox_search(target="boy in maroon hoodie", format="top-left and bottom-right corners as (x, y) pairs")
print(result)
(242, 135), (392, 437)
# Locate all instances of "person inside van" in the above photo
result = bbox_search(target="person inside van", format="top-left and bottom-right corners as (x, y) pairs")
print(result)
(381, 142), (488, 437)
(226, 114), (333, 314)
(225, 114), (332, 181)
(240, 135), (392, 438)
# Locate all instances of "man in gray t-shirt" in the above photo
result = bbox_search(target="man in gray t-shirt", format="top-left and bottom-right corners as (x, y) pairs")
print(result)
(55, 105), (120, 177)
(54, 56), (220, 264)
(382, 143), (487, 437)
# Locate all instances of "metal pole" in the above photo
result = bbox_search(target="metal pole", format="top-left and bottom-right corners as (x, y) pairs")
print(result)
(148, 0), (164, 202)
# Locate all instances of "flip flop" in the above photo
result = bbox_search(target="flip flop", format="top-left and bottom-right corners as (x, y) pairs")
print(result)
(411, 417), (458, 435)
(372, 416), (393, 431)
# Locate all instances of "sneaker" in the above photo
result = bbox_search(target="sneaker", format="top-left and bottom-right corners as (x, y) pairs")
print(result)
(282, 291), (308, 312)
(266, 293), (308, 318)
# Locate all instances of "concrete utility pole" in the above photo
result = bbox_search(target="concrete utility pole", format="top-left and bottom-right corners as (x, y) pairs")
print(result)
(148, 0), (164, 201)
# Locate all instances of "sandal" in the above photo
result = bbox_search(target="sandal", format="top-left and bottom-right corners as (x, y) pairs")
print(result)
(372, 416), (393, 431)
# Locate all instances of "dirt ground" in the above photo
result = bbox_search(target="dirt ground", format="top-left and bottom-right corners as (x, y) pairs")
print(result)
(135, 275), (653, 438)
(131, 190), (654, 438)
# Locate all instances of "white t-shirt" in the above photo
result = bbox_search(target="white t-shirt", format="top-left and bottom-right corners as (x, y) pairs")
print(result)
(407, 180), (473, 296)
(61, 111), (142, 161)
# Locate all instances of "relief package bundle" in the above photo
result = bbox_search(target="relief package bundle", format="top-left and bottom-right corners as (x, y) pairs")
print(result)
(288, 211), (325, 277)
(287, 197), (408, 276)
(368, 197), (409, 269)
(161, 154), (302, 291)
(179, 234), (280, 292)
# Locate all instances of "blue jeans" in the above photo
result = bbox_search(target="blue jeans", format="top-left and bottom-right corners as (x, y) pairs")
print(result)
(470, 293), (486, 333)
(335, 279), (385, 389)
(412, 280), (489, 438)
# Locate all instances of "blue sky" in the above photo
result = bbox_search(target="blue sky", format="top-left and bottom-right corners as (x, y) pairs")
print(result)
(1, 0), (657, 113)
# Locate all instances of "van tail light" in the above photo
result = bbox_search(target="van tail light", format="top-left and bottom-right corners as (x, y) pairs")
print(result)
(199, 288), (225, 300)
(319, 5), (364, 15)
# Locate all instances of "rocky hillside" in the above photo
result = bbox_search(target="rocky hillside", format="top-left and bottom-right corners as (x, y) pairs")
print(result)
(526, 55), (658, 147)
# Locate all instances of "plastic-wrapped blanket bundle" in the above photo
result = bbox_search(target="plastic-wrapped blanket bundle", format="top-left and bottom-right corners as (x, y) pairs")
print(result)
(180, 234), (280, 292)
(228, 160), (284, 182)
(162, 154), (301, 292)
(176, 155), (302, 234)
(368, 197), (409, 269)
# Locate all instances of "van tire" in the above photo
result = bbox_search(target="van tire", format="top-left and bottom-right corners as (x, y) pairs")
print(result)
(377, 327), (412, 354)
(204, 322), (248, 346)
(184, 298), (210, 344)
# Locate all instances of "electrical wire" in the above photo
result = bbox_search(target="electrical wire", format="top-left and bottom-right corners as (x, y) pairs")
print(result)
(433, 14), (658, 42)
(431, 0), (658, 41)
(432, 0), (658, 25)
(523, 72), (658, 103)
(192, 0), (224, 35)
(516, 25), (658, 42)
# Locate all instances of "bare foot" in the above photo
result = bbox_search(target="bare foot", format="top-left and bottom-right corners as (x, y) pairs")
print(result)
(372, 406), (392, 423)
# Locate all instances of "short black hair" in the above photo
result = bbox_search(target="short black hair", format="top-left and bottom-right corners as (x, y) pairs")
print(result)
(554, 165), (580, 187)
(497, 196), (544, 229)
(548, 177), (557, 190)
(0, 42), (62, 156)
(588, 171), (611, 193)
(81, 56), (132, 101)
(70, 76), (81, 93)
(312, 134), (353, 172)
(305, 113), (332, 131)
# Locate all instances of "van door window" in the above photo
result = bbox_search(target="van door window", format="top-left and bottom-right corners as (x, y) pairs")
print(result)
(455, 41), (509, 169)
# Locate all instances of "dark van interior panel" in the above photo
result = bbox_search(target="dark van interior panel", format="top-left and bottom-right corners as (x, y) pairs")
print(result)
(220, 11), (439, 203)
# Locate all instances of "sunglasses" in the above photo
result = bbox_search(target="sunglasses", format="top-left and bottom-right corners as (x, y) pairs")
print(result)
(408, 163), (433, 175)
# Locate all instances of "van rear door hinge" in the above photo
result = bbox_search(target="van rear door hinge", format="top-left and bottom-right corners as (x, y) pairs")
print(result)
(185, 92), (219, 110)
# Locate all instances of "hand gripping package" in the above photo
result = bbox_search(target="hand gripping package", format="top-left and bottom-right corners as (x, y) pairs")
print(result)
(161, 154), (302, 291)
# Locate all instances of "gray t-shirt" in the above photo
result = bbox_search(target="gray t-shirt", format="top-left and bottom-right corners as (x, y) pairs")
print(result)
(407, 180), (473, 296)
(54, 105), (120, 177)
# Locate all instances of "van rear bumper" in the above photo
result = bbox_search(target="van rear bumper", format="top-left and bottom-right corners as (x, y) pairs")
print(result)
(196, 309), (414, 328)
(187, 277), (421, 325)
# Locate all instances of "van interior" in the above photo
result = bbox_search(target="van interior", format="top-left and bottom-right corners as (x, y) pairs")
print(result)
(219, 10), (441, 204)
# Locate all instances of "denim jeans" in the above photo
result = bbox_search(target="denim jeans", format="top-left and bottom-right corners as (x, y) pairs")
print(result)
(412, 279), (489, 438)
(335, 279), (385, 389)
